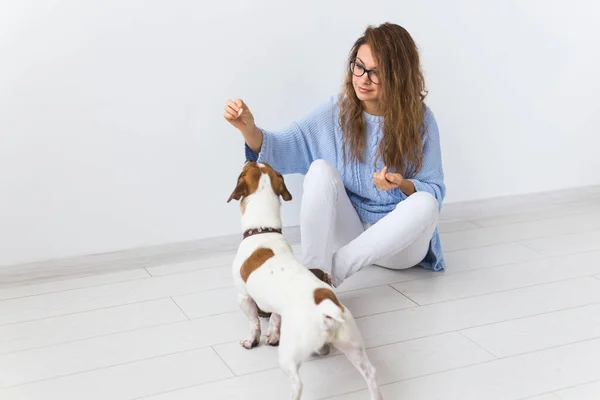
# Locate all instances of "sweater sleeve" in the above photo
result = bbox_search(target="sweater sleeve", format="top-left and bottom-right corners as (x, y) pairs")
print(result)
(244, 97), (337, 175)
(407, 106), (446, 209)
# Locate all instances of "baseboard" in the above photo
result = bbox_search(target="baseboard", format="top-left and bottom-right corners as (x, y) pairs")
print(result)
(1, 184), (598, 288)
(0, 226), (301, 288)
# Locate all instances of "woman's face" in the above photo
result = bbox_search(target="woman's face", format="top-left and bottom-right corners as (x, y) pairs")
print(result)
(352, 44), (381, 108)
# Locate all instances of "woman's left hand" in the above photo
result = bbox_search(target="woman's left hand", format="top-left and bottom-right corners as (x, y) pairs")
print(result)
(373, 166), (403, 190)
(374, 166), (416, 195)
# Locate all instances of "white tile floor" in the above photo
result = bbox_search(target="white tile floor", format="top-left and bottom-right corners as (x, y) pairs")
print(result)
(1, 188), (600, 399)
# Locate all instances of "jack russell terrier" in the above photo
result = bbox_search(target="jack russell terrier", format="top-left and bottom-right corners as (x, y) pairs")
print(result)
(227, 161), (382, 400)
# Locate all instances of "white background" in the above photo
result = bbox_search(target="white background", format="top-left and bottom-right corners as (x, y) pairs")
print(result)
(1, 0), (599, 266)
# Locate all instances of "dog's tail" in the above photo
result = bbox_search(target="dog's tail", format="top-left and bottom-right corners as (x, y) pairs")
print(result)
(314, 288), (345, 333)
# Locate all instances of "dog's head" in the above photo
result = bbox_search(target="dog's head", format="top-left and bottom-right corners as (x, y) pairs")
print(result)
(227, 161), (292, 205)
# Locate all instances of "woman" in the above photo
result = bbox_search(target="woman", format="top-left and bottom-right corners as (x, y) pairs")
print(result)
(223, 22), (446, 288)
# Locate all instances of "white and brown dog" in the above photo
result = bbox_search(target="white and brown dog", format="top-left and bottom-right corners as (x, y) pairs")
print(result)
(227, 161), (382, 400)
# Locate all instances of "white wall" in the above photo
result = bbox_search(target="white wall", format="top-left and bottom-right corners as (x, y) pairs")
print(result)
(1, 0), (599, 266)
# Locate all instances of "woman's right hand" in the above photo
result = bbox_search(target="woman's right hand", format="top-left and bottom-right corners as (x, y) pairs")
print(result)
(224, 98), (255, 132)
(223, 98), (263, 153)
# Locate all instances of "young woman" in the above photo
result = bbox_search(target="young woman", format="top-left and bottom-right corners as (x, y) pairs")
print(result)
(224, 22), (446, 288)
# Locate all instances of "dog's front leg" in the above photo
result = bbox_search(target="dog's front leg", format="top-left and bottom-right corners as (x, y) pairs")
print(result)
(266, 312), (281, 346)
(334, 341), (382, 400)
(239, 295), (261, 349)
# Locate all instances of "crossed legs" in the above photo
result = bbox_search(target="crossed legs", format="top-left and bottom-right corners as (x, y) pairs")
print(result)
(300, 160), (439, 287)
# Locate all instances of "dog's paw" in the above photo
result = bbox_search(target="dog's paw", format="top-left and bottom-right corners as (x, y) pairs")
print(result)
(266, 332), (280, 346)
(240, 338), (259, 349)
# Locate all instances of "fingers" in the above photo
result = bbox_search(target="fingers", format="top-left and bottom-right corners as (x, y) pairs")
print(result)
(224, 99), (245, 122)
(234, 99), (246, 116)
(373, 172), (380, 184)
(374, 166), (401, 191)
(385, 172), (403, 185)
(373, 174), (393, 190)
(225, 100), (239, 113)
(226, 99), (240, 111)
(223, 110), (237, 121)
(374, 168), (386, 185)
(375, 182), (394, 191)
(385, 173), (397, 184)
(224, 106), (238, 120)
(224, 98), (250, 121)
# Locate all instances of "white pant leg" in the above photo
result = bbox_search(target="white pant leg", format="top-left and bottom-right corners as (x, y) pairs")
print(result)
(300, 160), (364, 275)
(331, 191), (439, 286)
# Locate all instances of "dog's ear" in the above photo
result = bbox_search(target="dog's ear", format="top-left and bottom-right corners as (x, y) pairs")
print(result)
(227, 178), (248, 203)
(274, 172), (292, 201)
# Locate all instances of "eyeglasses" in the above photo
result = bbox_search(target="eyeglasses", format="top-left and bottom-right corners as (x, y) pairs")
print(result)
(349, 60), (380, 84)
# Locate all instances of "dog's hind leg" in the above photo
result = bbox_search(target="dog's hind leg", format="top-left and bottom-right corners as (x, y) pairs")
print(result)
(332, 331), (382, 400)
(279, 355), (302, 400)
(266, 312), (281, 346)
(278, 326), (304, 400)
(239, 295), (261, 349)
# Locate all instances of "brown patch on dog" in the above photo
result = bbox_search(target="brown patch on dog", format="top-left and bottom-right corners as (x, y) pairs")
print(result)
(227, 162), (262, 204)
(227, 162), (292, 208)
(259, 162), (292, 201)
(313, 287), (344, 312)
(240, 247), (275, 282)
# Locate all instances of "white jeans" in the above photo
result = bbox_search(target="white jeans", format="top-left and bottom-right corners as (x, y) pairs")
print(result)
(300, 160), (439, 287)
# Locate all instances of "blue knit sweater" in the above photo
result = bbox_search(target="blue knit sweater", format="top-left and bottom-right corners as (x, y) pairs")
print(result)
(245, 95), (446, 271)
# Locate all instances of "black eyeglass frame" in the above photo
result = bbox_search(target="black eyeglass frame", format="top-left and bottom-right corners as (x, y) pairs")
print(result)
(349, 59), (380, 85)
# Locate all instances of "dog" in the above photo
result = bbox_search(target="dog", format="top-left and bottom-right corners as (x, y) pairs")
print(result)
(227, 161), (382, 400)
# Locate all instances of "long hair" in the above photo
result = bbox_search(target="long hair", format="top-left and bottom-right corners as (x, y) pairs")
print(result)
(338, 23), (428, 177)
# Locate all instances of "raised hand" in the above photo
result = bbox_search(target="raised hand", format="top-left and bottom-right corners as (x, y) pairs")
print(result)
(223, 98), (263, 153)
(224, 98), (255, 131)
